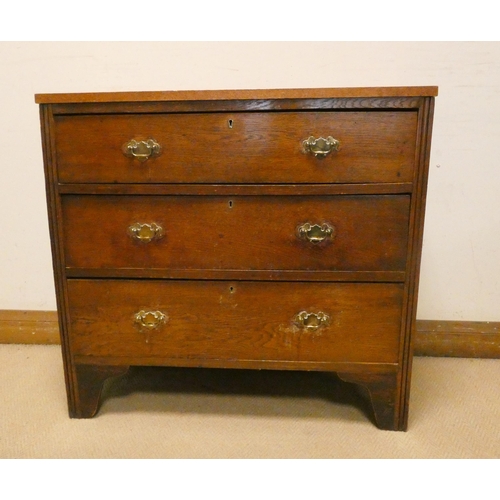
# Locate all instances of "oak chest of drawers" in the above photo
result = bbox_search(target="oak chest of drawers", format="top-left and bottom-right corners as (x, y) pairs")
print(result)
(36, 87), (437, 430)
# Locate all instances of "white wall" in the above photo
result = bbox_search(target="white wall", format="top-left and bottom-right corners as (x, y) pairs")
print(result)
(1, 42), (499, 320)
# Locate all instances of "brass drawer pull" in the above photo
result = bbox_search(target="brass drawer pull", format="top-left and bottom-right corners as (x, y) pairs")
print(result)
(297, 222), (334, 244)
(128, 222), (164, 243)
(134, 310), (168, 330)
(302, 136), (340, 158)
(295, 311), (329, 331)
(122, 138), (162, 162)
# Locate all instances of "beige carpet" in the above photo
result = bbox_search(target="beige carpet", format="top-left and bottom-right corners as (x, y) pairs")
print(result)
(1, 344), (499, 458)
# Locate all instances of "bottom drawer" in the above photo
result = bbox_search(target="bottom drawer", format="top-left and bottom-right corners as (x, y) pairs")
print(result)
(67, 280), (403, 364)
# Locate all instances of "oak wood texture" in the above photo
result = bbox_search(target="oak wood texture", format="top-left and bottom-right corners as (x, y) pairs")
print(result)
(3, 312), (499, 360)
(67, 280), (403, 363)
(47, 97), (428, 117)
(35, 86), (439, 104)
(61, 194), (410, 274)
(0, 310), (61, 344)
(415, 320), (500, 358)
(37, 86), (437, 430)
(338, 371), (399, 430)
(72, 364), (129, 418)
(54, 111), (417, 184)
(57, 183), (414, 196)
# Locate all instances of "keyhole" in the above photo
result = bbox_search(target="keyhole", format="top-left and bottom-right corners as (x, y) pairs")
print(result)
(228, 200), (233, 208)
(229, 286), (235, 293)
(228, 119), (234, 129)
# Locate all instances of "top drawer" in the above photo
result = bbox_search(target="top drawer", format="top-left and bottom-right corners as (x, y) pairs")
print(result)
(54, 111), (417, 184)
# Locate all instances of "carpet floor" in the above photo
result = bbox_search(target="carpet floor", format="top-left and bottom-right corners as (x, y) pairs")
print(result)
(1, 344), (499, 459)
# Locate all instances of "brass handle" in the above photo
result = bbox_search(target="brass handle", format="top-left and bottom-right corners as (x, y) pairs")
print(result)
(134, 310), (168, 330)
(128, 222), (164, 243)
(122, 138), (162, 162)
(295, 311), (329, 331)
(302, 136), (340, 158)
(297, 222), (334, 244)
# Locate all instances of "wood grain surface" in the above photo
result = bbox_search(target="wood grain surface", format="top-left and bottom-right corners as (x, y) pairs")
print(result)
(54, 111), (417, 184)
(61, 194), (410, 273)
(67, 280), (403, 364)
(35, 86), (439, 104)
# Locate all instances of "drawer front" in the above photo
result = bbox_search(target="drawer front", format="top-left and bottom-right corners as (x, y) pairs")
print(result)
(67, 280), (403, 363)
(54, 111), (417, 184)
(62, 195), (410, 272)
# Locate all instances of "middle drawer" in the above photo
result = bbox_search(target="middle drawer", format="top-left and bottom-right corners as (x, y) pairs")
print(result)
(61, 194), (410, 273)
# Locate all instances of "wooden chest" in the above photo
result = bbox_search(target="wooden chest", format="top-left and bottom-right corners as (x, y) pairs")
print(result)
(36, 87), (437, 430)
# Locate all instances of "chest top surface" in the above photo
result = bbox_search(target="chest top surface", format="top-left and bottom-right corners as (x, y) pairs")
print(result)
(35, 86), (438, 103)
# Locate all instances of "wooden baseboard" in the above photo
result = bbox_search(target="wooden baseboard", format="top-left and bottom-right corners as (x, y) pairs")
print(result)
(0, 310), (60, 345)
(413, 320), (500, 358)
(1, 310), (499, 359)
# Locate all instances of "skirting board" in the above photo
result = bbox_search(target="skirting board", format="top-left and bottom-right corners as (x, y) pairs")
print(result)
(0, 310), (499, 359)
(415, 320), (500, 358)
(0, 310), (60, 345)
